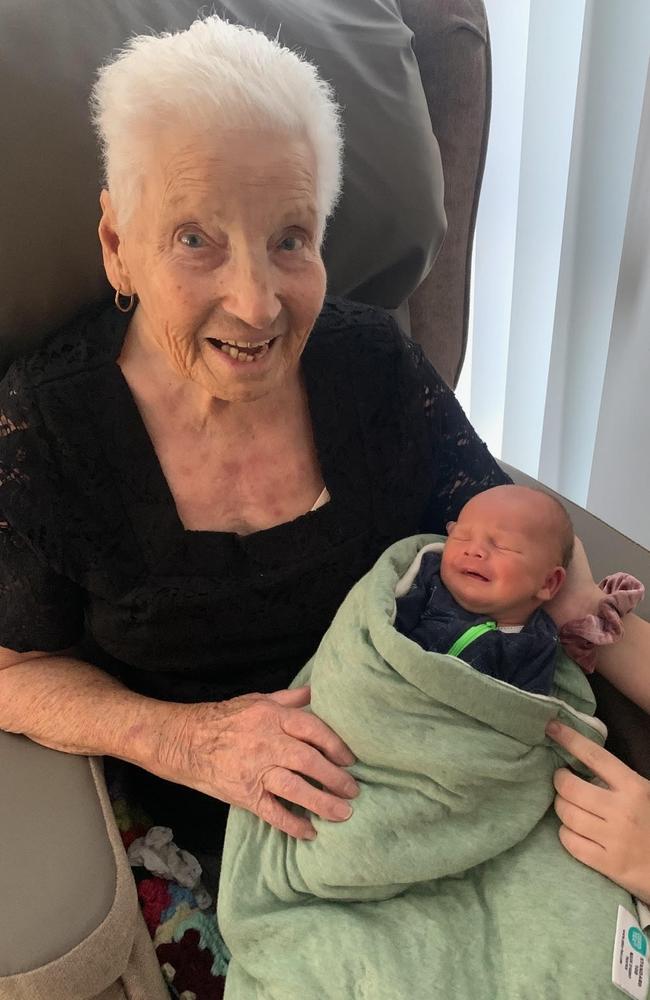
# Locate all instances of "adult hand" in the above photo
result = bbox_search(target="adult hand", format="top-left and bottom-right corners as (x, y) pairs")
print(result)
(545, 536), (602, 628)
(158, 685), (359, 839)
(546, 720), (650, 902)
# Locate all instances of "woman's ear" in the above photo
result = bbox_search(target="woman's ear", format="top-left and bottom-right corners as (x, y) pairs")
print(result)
(537, 566), (567, 603)
(98, 190), (133, 295)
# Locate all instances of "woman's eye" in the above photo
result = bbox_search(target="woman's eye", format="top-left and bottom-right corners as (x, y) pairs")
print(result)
(279, 234), (305, 252)
(179, 232), (205, 249)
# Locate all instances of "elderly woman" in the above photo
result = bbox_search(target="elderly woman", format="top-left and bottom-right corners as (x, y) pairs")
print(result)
(0, 14), (649, 920)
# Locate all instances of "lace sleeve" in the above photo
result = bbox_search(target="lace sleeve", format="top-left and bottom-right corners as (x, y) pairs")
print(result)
(418, 353), (512, 531)
(0, 366), (84, 653)
(0, 517), (84, 653)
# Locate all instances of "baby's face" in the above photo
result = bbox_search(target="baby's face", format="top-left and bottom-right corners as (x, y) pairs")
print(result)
(440, 488), (563, 625)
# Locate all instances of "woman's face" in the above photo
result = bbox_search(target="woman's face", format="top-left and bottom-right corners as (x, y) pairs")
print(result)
(100, 127), (327, 402)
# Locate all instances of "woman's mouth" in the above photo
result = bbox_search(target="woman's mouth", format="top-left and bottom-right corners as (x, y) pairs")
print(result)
(206, 336), (277, 363)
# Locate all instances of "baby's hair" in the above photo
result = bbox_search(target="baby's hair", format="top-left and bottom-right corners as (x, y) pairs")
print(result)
(532, 489), (574, 568)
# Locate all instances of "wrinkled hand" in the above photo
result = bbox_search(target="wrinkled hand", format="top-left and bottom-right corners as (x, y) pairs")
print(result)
(547, 720), (650, 902)
(545, 537), (602, 628)
(157, 686), (358, 839)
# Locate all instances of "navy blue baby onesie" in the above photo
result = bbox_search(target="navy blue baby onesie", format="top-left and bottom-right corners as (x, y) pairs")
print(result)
(395, 551), (558, 695)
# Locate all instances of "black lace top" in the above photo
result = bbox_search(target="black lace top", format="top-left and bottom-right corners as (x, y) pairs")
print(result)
(0, 296), (509, 844)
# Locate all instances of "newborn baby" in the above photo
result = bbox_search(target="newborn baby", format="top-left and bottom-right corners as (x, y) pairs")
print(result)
(219, 484), (632, 1000)
(395, 484), (574, 694)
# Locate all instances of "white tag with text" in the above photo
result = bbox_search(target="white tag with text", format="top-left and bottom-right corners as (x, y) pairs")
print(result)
(613, 905), (649, 999)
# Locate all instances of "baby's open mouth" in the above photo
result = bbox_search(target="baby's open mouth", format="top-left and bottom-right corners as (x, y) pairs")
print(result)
(463, 570), (489, 582)
(206, 336), (277, 363)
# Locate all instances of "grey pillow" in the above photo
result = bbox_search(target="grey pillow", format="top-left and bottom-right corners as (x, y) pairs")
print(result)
(0, 0), (445, 366)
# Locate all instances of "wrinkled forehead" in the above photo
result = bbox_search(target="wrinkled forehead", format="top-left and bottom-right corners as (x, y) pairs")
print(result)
(139, 125), (319, 227)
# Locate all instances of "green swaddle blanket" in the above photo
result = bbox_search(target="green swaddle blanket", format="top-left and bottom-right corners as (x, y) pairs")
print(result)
(218, 535), (635, 999)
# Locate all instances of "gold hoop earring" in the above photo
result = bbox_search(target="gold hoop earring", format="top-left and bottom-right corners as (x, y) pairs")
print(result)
(115, 289), (135, 313)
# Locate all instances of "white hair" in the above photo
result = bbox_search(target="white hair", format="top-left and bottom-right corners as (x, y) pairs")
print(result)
(91, 16), (343, 242)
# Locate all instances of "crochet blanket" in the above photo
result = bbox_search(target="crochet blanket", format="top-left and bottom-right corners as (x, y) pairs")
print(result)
(218, 534), (635, 1000)
(108, 778), (230, 1000)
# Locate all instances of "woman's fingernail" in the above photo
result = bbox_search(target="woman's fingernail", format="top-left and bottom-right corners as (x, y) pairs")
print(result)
(546, 720), (560, 737)
(334, 802), (353, 821)
(304, 827), (317, 841)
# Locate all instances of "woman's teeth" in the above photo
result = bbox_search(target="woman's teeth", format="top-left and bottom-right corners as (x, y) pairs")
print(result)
(216, 338), (272, 363)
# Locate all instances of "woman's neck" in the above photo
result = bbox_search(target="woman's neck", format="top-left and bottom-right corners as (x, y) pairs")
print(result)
(118, 311), (306, 438)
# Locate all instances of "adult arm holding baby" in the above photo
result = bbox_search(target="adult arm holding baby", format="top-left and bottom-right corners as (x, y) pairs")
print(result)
(0, 645), (354, 841)
(544, 536), (650, 904)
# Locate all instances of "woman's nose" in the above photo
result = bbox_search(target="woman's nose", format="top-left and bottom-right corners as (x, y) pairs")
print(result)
(220, 253), (282, 330)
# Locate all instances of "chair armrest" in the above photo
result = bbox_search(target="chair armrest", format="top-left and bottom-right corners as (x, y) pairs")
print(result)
(0, 733), (139, 999)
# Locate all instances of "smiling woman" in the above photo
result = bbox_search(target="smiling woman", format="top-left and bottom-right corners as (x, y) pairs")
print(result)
(0, 16), (510, 879)
(103, 129), (327, 409)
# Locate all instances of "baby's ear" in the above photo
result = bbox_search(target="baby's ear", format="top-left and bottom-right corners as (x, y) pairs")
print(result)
(537, 566), (566, 602)
(445, 521), (456, 536)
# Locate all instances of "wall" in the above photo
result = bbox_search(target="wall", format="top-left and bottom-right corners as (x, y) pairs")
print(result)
(587, 64), (650, 548)
(538, 1), (650, 508)
(468, 0), (650, 546)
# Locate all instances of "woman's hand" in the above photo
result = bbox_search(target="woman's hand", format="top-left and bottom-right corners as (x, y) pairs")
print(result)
(158, 686), (359, 839)
(545, 536), (602, 628)
(546, 720), (650, 902)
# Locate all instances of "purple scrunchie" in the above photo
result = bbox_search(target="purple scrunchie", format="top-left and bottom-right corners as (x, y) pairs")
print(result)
(559, 572), (645, 673)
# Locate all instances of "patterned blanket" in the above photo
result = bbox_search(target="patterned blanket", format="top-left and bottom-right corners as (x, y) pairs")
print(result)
(108, 776), (230, 1000)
